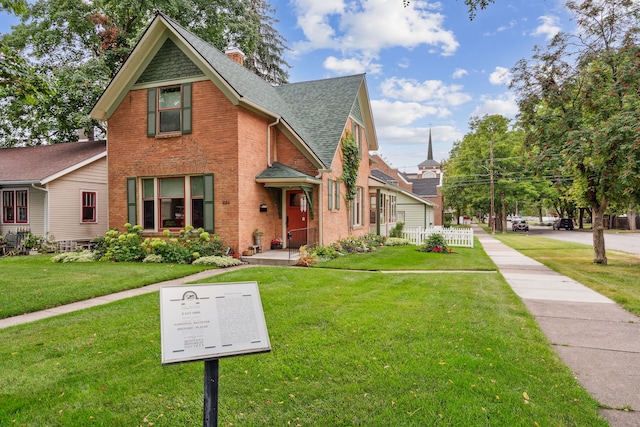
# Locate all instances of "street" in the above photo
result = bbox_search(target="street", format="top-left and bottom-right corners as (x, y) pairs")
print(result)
(509, 224), (640, 255)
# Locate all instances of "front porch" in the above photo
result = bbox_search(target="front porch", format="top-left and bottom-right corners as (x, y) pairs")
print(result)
(239, 248), (300, 266)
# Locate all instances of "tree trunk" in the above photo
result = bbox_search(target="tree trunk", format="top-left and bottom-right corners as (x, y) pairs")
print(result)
(592, 203), (608, 265)
(501, 194), (507, 233)
(627, 206), (636, 231)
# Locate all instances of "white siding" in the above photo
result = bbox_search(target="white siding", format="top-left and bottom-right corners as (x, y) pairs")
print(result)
(47, 158), (108, 241)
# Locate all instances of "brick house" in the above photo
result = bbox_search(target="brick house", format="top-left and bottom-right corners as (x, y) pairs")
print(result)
(90, 12), (378, 254)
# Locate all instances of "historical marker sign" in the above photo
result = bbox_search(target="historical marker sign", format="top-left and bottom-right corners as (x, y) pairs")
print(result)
(160, 282), (271, 365)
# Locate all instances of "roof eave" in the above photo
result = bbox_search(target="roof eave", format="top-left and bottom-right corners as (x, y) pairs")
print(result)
(255, 177), (322, 187)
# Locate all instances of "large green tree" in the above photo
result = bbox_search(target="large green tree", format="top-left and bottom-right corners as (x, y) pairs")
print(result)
(0, 0), (289, 147)
(511, 0), (640, 264)
(442, 115), (540, 232)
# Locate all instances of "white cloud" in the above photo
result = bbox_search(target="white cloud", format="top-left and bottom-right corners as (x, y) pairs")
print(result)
(371, 99), (446, 127)
(291, 0), (459, 58)
(452, 68), (468, 79)
(470, 92), (518, 119)
(323, 56), (383, 75)
(489, 66), (512, 85)
(379, 77), (472, 107)
(531, 15), (561, 40)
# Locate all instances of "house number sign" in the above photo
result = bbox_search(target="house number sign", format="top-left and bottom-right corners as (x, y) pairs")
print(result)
(160, 282), (271, 365)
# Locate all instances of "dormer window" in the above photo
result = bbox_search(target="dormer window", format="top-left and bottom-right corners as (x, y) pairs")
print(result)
(147, 83), (192, 137)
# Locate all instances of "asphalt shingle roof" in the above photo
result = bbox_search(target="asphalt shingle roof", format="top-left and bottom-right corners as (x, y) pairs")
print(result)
(161, 13), (364, 169)
(0, 141), (106, 183)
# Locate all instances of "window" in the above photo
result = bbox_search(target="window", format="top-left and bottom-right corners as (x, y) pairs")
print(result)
(81, 191), (97, 223)
(147, 83), (192, 136)
(2, 189), (27, 224)
(351, 186), (364, 227)
(351, 121), (363, 159)
(328, 179), (340, 211)
(132, 175), (213, 231)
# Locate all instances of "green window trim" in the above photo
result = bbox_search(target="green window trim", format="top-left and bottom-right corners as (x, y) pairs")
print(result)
(328, 179), (334, 210)
(147, 83), (192, 137)
(127, 177), (137, 225)
(203, 173), (214, 232)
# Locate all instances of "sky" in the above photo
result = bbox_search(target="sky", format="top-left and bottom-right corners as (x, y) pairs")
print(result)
(0, 0), (575, 173)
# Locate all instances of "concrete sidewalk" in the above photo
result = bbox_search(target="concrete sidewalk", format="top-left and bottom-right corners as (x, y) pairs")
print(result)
(475, 226), (640, 427)
(0, 265), (251, 329)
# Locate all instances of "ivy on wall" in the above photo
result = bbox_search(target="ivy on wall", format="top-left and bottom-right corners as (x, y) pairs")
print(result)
(340, 130), (360, 205)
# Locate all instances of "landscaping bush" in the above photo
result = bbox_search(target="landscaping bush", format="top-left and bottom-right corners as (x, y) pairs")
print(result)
(51, 250), (96, 263)
(389, 221), (404, 237)
(192, 255), (243, 267)
(385, 237), (411, 246)
(86, 224), (229, 264)
(419, 233), (450, 253)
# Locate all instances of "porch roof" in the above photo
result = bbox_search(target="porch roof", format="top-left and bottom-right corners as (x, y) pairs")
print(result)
(255, 162), (321, 187)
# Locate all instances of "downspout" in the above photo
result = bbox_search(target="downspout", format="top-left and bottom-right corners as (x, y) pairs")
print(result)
(31, 183), (49, 236)
(267, 117), (280, 167)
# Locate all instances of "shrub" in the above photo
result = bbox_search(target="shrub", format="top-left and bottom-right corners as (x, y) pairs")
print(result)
(361, 233), (386, 248)
(385, 237), (411, 246)
(100, 224), (146, 262)
(192, 255), (243, 267)
(51, 251), (96, 263)
(419, 233), (450, 253)
(142, 254), (164, 263)
(389, 222), (404, 238)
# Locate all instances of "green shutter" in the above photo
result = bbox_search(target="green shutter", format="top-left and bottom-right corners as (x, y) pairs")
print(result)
(182, 83), (192, 134)
(335, 181), (340, 210)
(127, 178), (137, 225)
(147, 88), (156, 137)
(203, 173), (214, 232)
(328, 179), (333, 210)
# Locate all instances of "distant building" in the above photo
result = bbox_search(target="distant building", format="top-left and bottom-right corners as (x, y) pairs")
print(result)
(403, 129), (444, 225)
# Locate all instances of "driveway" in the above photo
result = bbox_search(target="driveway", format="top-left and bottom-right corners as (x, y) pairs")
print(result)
(514, 224), (640, 255)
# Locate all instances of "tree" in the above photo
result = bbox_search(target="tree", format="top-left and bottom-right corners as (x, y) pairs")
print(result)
(441, 115), (536, 231)
(0, 0), (289, 146)
(403, 0), (495, 20)
(511, 0), (640, 264)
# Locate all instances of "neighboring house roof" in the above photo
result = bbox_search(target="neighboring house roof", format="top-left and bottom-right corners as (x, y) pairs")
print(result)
(408, 177), (440, 197)
(368, 175), (435, 206)
(0, 141), (107, 185)
(91, 12), (378, 170)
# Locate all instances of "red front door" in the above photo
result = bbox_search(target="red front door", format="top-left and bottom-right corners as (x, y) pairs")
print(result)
(286, 190), (307, 232)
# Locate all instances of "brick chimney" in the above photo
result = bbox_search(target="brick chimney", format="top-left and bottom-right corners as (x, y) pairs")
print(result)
(225, 47), (245, 66)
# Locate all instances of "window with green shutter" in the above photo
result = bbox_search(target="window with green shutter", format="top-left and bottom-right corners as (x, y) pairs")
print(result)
(147, 83), (192, 137)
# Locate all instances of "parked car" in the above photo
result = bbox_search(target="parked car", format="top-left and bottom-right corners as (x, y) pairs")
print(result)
(512, 219), (529, 232)
(553, 218), (574, 230)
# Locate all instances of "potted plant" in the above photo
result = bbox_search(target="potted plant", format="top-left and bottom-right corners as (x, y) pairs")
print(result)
(270, 237), (283, 250)
(23, 232), (43, 254)
(253, 229), (263, 246)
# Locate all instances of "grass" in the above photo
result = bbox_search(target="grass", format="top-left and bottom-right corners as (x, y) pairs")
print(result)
(0, 261), (608, 425)
(313, 238), (497, 271)
(493, 234), (640, 317)
(0, 255), (213, 319)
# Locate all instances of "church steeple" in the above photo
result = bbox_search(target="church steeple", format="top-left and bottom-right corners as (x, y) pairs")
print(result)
(418, 127), (441, 178)
(427, 128), (434, 161)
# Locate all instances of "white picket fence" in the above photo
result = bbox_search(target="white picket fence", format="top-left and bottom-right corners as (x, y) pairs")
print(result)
(402, 226), (474, 248)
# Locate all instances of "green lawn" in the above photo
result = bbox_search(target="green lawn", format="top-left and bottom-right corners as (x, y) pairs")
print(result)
(493, 234), (640, 316)
(314, 238), (497, 271)
(0, 255), (213, 319)
(0, 254), (608, 425)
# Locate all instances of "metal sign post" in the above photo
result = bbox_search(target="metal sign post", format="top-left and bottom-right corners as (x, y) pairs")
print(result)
(203, 359), (219, 427)
(159, 282), (271, 426)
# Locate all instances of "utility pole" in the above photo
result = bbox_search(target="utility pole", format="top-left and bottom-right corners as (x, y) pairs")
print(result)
(490, 139), (495, 235)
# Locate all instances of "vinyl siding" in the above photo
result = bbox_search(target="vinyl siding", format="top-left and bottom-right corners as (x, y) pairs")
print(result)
(47, 158), (108, 241)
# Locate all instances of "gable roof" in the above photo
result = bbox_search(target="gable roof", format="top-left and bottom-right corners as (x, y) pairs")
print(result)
(90, 12), (378, 170)
(0, 141), (107, 185)
(368, 174), (435, 206)
(408, 177), (440, 197)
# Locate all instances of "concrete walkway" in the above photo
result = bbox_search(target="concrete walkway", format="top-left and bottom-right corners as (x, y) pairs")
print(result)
(0, 265), (251, 329)
(475, 226), (640, 427)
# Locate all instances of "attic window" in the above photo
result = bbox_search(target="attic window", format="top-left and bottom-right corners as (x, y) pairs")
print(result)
(147, 83), (192, 137)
